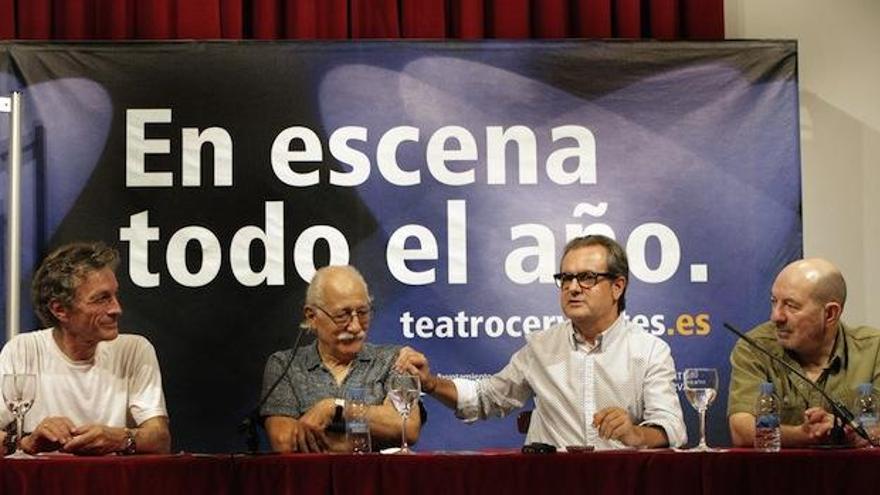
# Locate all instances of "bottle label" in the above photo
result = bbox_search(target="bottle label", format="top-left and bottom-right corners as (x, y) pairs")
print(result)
(346, 419), (371, 454)
(756, 414), (779, 428)
(348, 420), (368, 433)
(859, 414), (878, 429)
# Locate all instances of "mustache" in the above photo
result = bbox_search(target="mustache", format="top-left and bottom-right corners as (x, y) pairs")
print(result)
(775, 326), (791, 335)
(336, 331), (365, 342)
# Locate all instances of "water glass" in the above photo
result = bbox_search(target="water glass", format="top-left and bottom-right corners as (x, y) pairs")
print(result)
(2, 373), (36, 458)
(680, 368), (720, 452)
(388, 373), (420, 454)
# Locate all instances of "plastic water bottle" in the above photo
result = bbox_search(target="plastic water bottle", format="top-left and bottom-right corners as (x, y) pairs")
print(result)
(345, 387), (372, 453)
(346, 417), (371, 454)
(854, 383), (878, 443)
(754, 382), (781, 451)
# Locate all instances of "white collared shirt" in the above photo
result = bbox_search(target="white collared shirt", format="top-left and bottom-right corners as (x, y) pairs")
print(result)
(454, 314), (686, 449)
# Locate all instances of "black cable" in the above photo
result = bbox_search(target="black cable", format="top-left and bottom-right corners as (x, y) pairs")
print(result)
(238, 325), (307, 452)
(724, 322), (877, 447)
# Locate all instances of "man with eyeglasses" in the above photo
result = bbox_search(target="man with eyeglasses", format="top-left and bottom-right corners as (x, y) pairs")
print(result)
(395, 235), (686, 449)
(260, 265), (422, 452)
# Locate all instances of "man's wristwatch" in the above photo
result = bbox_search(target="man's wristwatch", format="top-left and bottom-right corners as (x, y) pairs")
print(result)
(120, 428), (137, 455)
(327, 398), (347, 434)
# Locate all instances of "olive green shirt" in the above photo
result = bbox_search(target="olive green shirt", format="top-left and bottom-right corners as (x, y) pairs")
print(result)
(727, 321), (880, 425)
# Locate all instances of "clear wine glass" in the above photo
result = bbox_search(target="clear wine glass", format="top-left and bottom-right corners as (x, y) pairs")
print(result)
(388, 373), (420, 454)
(2, 373), (36, 458)
(681, 368), (719, 452)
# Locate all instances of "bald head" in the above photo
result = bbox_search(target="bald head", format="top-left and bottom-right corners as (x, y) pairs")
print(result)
(776, 258), (847, 308)
(305, 265), (371, 308)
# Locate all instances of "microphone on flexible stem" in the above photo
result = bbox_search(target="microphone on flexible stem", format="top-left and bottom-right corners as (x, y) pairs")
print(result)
(724, 322), (877, 448)
(238, 324), (308, 453)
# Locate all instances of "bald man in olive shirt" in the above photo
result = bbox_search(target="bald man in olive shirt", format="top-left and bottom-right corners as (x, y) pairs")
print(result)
(728, 258), (880, 447)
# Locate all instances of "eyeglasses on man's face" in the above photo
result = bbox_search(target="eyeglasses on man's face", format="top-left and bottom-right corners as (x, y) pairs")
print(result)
(552, 271), (613, 289)
(312, 305), (373, 327)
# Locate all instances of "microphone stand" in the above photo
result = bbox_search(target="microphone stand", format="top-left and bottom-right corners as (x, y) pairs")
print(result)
(724, 322), (877, 447)
(238, 325), (308, 452)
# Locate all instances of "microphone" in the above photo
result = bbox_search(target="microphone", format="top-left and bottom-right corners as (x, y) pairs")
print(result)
(238, 324), (308, 452)
(724, 322), (877, 447)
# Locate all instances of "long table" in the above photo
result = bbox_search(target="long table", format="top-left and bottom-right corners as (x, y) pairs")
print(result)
(2, 449), (878, 495)
(0, 453), (232, 495)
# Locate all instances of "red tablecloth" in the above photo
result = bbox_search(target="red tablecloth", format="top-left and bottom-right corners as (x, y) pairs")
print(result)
(232, 449), (880, 495)
(0, 454), (232, 495)
(3, 449), (880, 495)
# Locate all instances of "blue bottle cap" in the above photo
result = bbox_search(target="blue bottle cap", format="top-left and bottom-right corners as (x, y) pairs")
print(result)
(760, 382), (774, 395)
(858, 383), (873, 396)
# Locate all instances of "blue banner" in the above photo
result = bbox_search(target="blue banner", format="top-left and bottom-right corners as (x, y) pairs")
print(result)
(0, 41), (800, 451)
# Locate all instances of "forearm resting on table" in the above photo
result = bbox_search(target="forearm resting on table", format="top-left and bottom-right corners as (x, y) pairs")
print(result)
(265, 416), (299, 452)
(20, 416), (170, 455)
(368, 402), (421, 445)
(134, 416), (172, 454)
(632, 424), (670, 448)
(265, 405), (419, 452)
(730, 412), (816, 448)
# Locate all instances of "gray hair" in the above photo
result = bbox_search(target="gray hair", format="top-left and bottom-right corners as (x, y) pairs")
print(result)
(301, 265), (372, 328)
(31, 241), (120, 327)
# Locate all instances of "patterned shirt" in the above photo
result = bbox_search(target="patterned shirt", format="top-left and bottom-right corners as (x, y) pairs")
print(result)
(454, 315), (687, 449)
(260, 342), (401, 418)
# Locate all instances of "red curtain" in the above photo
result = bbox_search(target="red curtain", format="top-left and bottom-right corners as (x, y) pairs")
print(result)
(0, 0), (723, 40)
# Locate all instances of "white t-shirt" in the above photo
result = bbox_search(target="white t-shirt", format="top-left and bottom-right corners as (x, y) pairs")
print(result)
(0, 328), (167, 432)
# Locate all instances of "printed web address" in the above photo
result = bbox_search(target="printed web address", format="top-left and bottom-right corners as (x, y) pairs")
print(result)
(400, 311), (565, 339)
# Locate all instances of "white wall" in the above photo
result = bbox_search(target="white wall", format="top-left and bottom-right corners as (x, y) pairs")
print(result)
(726, 0), (880, 327)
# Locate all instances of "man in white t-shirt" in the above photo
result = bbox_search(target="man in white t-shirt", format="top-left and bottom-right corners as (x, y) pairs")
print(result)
(0, 242), (170, 455)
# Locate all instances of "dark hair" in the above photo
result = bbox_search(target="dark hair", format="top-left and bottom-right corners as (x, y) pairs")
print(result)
(31, 242), (120, 327)
(560, 235), (629, 312)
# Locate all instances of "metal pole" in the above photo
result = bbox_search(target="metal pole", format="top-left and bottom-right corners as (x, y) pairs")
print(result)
(5, 91), (22, 341)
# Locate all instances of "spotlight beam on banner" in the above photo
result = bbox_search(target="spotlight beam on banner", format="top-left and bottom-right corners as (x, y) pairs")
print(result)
(2, 92), (22, 342)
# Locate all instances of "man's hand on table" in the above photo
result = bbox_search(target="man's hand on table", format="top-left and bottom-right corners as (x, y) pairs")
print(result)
(21, 416), (77, 454)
